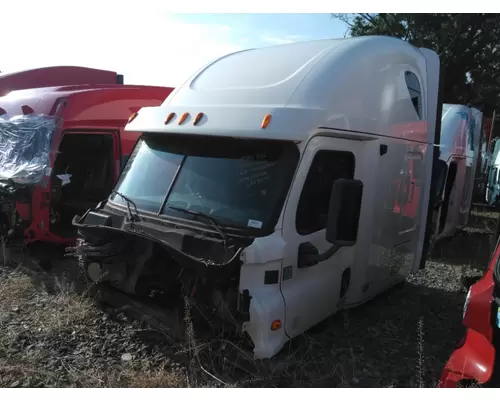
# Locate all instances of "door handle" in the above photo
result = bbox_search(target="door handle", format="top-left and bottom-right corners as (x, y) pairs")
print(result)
(409, 182), (415, 202)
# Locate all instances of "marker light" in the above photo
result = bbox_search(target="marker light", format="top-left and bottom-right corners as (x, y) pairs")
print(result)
(261, 114), (272, 129)
(193, 112), (204, 126)
(178, 112), (189, 125)
(165, 112), (176, 124)
(271, 319), (281, 331)
(128, 112), (138, 123)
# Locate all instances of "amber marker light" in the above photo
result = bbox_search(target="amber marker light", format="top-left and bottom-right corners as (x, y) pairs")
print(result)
(271, 319), (281, 331)
(128, 112), (138, 123)
(261, 114), (272, 129)
(178, 112), (189, 125)
(193, 112), (204, 126)
(165, 112), (176, 124)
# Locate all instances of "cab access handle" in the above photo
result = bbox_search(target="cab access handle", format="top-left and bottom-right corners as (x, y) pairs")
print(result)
(409, 182), (415, 203)
(298, 178), (364, 268)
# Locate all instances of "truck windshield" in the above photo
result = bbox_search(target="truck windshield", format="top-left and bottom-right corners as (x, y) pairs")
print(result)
(110, 134), (299, 232)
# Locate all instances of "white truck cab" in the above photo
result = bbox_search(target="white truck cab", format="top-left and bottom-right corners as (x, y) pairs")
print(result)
(71, 36), (442, 359)
(430, 104), (481, 241)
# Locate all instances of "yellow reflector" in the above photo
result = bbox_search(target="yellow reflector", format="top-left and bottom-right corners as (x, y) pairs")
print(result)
(128, 112), (138, 123)
(193, 112), (204, 126)
(165, 112), (176, 124)
(261, 114), (272, 129)
(271, 319), (281, 331)
(178, 112), (189, 125)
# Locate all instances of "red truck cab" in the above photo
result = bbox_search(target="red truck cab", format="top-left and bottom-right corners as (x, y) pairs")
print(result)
(0, 67), (174, 246)
(440, 232), (500, 387)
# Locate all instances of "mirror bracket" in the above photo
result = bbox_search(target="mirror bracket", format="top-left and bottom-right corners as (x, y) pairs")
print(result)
(298, 242), (340, 268)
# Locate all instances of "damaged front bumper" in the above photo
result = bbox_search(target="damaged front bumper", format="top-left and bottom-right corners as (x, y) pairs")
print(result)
(69, 206), (250, 323)
(68, 206), (290, 360)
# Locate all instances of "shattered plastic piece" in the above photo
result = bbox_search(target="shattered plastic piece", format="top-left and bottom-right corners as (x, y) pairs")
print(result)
(0, 114), (57, 185)
(56, 174), (72, 186)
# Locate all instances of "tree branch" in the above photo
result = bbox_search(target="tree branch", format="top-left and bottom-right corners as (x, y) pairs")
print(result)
(331, 13), (355, 28)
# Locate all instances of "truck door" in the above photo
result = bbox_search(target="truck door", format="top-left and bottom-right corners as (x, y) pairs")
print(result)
(279, 135), (369, 339)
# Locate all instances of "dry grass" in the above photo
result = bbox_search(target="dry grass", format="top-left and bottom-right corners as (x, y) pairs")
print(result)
(0, 267), (185, 388)
(0, 271), (95, 335)
(470, 208), (500, 220)
(0, 355), (186, 388)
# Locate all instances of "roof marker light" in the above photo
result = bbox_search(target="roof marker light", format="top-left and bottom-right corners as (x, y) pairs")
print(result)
(165, 112), (176, 125)
(128, 112), (138, 124)
(261, 114), (272, 129)
(193, 112), (204, 126)
(178, 112), (189, 125)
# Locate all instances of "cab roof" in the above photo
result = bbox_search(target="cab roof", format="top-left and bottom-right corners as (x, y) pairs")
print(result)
(126, 36), (440, 145)
(0, 66), (123, 97)
(0, 84), (174, 126)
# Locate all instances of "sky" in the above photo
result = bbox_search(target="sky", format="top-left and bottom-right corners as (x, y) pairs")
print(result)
(1, 4), (349, 87)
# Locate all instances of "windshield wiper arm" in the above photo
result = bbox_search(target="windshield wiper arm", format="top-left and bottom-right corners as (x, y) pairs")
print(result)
(112, 190), (140, 222)
(167, 206), (228, 243)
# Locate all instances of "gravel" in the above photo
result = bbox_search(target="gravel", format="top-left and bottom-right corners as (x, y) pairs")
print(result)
(0, 209), (496, 388)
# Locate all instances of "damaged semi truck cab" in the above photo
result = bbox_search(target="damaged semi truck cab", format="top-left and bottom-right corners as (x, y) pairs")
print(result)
(0, 67), (174, 246)
(429, 104), (482, 242)
(72, 37), (441, 359)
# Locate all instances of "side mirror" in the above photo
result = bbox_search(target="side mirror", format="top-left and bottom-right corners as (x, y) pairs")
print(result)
(325, 178), (363, 247)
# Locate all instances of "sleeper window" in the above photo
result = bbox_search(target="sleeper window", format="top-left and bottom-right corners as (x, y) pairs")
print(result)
(405, 71), (422, 119)
(296, 150), (355, 235)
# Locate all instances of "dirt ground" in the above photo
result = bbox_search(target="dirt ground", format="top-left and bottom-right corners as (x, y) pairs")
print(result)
(0, 208), (497, 388)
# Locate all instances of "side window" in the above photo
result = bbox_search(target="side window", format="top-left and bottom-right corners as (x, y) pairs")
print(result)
(296, 150), (355, 235)
(405, 71), (422, 119)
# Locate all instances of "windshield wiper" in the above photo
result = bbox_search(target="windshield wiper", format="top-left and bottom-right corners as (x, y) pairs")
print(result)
(112, 190), (140, 222)
(167, 205), (229, 243)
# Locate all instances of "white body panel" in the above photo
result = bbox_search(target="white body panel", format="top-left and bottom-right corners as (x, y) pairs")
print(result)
(124, 36), (441, 359)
